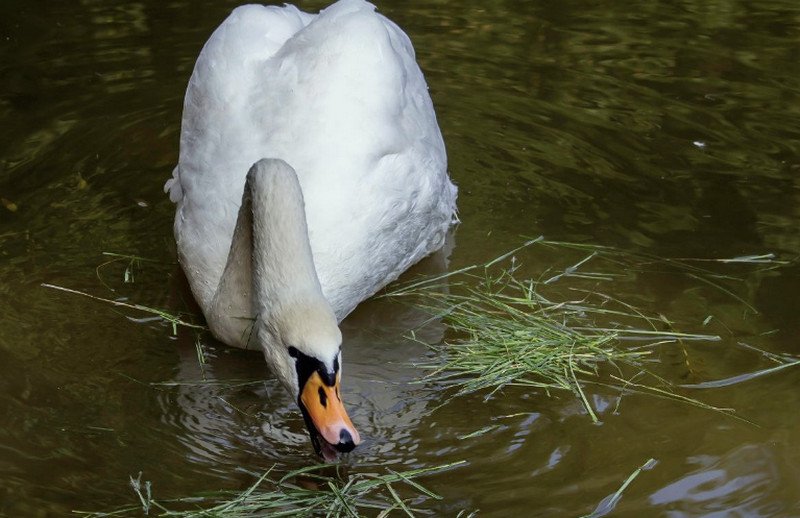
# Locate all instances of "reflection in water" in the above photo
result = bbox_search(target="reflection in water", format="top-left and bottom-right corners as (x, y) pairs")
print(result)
(163, 336), (307, 471)
(161, 244), (452, 473)
(651, 445), (785, 516)
(1, 0), (800, 515)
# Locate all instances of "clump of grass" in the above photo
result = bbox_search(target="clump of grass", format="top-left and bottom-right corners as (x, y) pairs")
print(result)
(76, 462), (467, 518)
(385, 238), (753, 421)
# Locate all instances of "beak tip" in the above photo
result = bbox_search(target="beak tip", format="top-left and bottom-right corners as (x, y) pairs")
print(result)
(334, 428), (358, 453)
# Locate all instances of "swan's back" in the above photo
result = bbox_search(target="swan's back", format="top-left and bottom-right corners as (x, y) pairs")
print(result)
(168, 0), (456, 325)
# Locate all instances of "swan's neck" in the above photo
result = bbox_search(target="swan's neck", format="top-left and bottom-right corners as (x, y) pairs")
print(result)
(249, 159), (326, 316)
(210, 158), (338, 352)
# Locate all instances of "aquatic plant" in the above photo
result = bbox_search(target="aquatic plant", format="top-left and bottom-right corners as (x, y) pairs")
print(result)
(384, 238), (794, 421)
(44, 238), (797, 422)
(581, 457), (658, 518)
(75, 462), (467, 517)
(55, 239), (799, 517)
(41, 283), (205, 335)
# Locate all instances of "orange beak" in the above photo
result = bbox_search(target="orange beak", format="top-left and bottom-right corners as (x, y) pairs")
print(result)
(300, 371), (361, 456)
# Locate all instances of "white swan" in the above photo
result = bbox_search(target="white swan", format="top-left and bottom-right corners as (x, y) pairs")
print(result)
(165, 0), (457, 459)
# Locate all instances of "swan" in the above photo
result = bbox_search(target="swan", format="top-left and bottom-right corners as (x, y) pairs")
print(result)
(164, 0), (457, 460)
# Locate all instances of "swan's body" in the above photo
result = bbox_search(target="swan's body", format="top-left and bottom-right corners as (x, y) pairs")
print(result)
(165, 0), (456, 458)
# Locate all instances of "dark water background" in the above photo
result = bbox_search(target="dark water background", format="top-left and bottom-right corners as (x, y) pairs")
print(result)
(1, 0), (799, 515)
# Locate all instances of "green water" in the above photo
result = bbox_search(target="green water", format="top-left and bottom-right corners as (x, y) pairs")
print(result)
(1, 0), (799, 515)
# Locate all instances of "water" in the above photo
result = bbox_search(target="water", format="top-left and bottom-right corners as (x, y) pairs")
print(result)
(1, 0), (799, 515)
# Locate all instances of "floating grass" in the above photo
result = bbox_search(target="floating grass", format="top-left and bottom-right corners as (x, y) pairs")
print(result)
(46, 242), (797, 420)
(582, 457), (658, 518)
(75, 461), (466, 518)
(96, 252), (165, 290)
(537, 239), (793, 313)
(390, 271), (656, 421)
(383, 238), (795, 420)
(679, 356), (800, 389)
(41, 283), (205, 334)
(457, 424), (500, 441)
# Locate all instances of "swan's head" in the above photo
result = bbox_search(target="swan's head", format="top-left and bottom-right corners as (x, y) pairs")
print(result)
(258, 301), (361, 461)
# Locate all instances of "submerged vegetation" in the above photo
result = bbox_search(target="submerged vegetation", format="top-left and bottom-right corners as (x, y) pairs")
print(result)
(76, 462), (467, 517)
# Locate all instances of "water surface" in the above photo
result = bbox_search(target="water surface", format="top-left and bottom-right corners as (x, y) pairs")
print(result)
(1, 0), (799, 515)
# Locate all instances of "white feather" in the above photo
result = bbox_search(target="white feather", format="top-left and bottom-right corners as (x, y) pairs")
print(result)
(167, 0), (457, 363)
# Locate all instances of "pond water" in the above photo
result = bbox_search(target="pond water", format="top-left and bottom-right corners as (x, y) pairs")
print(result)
(1, 0), (799, 515)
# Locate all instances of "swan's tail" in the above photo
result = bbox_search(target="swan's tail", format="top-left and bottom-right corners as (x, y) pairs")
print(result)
(164, 165), (183, 203)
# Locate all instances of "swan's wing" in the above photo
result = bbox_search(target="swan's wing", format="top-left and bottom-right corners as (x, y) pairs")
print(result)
(169, 4), (313, 309)
(169, 4), (313, 202)
(251, 1), (456, 317)
(170, 0), (456, 318)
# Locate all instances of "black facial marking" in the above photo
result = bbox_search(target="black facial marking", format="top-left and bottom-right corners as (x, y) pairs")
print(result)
(288, 346), (339, 396)
(297, 403), (323, 456)
(318, 386), (328, 408)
